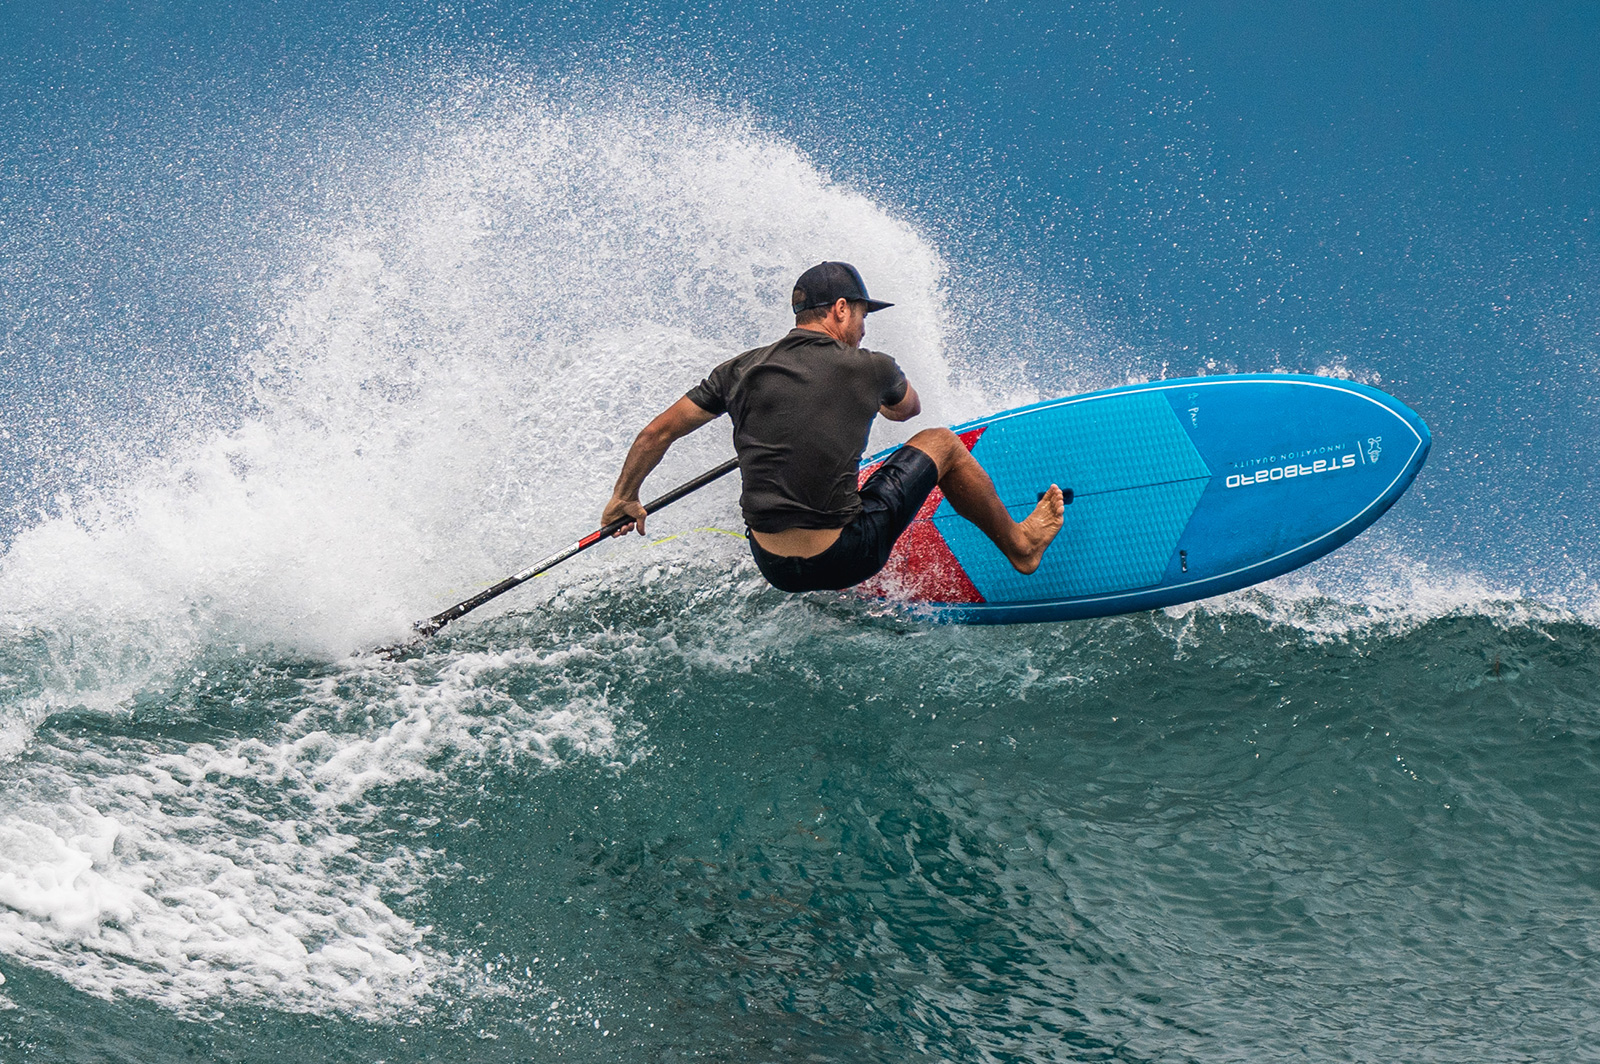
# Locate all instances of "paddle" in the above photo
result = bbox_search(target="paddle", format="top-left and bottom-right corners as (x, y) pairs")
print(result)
(376, 457), (740, 658)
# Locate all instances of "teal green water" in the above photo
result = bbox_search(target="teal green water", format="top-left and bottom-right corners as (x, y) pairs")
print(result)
(4, 562), (1596, 1062)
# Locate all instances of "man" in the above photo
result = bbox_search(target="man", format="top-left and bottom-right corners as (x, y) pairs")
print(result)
(602, 261), (1064, 592)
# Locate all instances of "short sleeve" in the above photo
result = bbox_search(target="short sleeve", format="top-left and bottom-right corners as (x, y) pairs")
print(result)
(872, 350), (908, 406)
(685, 356), (738, 415)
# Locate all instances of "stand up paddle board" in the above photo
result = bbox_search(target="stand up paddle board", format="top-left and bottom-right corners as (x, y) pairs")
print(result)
(857, 374), (1429, 622)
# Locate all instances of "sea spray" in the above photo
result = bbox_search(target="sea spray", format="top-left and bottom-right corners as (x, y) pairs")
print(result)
(0, 83), (980, 1017)
(0, 82), (983, 699)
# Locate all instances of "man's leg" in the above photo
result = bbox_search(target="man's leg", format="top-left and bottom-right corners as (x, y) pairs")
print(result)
(904, 428), (1065, 575)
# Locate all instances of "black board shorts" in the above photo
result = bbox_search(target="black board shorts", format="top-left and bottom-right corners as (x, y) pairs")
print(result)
(748, 446), (940, 592)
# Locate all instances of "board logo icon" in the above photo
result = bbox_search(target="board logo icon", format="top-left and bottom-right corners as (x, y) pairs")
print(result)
(1366, 436), (1383, 464)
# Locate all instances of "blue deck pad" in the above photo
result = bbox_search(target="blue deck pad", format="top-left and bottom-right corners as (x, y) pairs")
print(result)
(962, 390), (1212, 507)
(930, 390), (1213, 600)
(935, 477), (1210, 600)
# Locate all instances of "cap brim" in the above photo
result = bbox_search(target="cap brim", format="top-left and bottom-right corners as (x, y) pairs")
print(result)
(863, 299), (894, 313)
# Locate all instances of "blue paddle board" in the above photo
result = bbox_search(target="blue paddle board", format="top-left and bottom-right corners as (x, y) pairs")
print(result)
(857, 374), (1430, 622)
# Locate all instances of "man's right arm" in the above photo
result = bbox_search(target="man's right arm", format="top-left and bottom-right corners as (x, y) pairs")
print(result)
(880, 382), (921, 422)
(603, 396), (719, 536)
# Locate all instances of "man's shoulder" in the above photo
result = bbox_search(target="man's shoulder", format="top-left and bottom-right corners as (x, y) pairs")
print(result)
(858, 345), (903, 377)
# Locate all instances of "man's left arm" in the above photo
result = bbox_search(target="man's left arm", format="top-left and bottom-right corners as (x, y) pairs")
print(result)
(603, 396), (719, 536)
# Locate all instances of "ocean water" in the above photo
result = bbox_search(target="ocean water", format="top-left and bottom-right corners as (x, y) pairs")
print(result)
(2, 2), (1598, 1061)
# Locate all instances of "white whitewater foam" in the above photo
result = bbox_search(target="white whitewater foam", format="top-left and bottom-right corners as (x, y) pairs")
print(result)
(1160, 544), (1600, 642)
(0, 633), (647, 1018)
(0, 756), (435, 1018)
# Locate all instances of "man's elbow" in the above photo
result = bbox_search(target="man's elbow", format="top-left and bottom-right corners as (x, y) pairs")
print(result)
(881, 397), (921, 422)
(637, 421), (677, 450)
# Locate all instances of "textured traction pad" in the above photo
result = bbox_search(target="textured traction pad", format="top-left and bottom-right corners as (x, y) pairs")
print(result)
(872, 391), (1213, 604)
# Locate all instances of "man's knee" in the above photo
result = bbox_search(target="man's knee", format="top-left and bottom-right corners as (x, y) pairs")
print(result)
(905, 427), (962, 475)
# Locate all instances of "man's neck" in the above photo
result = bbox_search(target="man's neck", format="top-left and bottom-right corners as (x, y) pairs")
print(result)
(794, 322), (851, 345)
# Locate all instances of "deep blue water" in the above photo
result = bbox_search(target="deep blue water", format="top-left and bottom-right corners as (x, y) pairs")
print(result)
(0, 3), (1597, 1061)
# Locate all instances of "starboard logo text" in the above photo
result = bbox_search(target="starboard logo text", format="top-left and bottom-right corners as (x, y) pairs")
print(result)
(1226, 452), (1356, 489)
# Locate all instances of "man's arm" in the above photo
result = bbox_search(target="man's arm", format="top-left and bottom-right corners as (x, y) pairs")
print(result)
(603, 396), (719, 536)
(879, 382), (921, 422)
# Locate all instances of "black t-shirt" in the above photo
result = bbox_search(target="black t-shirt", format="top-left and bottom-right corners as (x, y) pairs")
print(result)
(685, 329), (910, 533)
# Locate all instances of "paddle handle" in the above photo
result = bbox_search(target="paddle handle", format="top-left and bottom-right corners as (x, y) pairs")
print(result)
(412, 457), (740, 638)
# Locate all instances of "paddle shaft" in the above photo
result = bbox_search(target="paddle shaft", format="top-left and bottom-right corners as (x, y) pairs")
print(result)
(412, 457), (740, 638)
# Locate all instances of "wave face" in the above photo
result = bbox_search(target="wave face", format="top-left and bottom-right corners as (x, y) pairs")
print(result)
(1, 25), (1598, 1064)
(2, 563), (1598, 1059)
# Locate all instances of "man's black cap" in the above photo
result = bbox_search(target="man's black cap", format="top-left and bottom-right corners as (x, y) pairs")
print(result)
(790, 261), (894, 315)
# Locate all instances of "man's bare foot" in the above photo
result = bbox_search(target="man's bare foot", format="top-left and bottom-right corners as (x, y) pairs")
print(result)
(1009, 485), (1065, 575)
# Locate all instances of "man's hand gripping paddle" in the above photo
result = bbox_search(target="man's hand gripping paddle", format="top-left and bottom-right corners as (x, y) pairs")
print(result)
(375, 458), (739, 660)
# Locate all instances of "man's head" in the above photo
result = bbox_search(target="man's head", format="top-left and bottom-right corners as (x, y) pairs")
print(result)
(791, 262), (892, 346)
